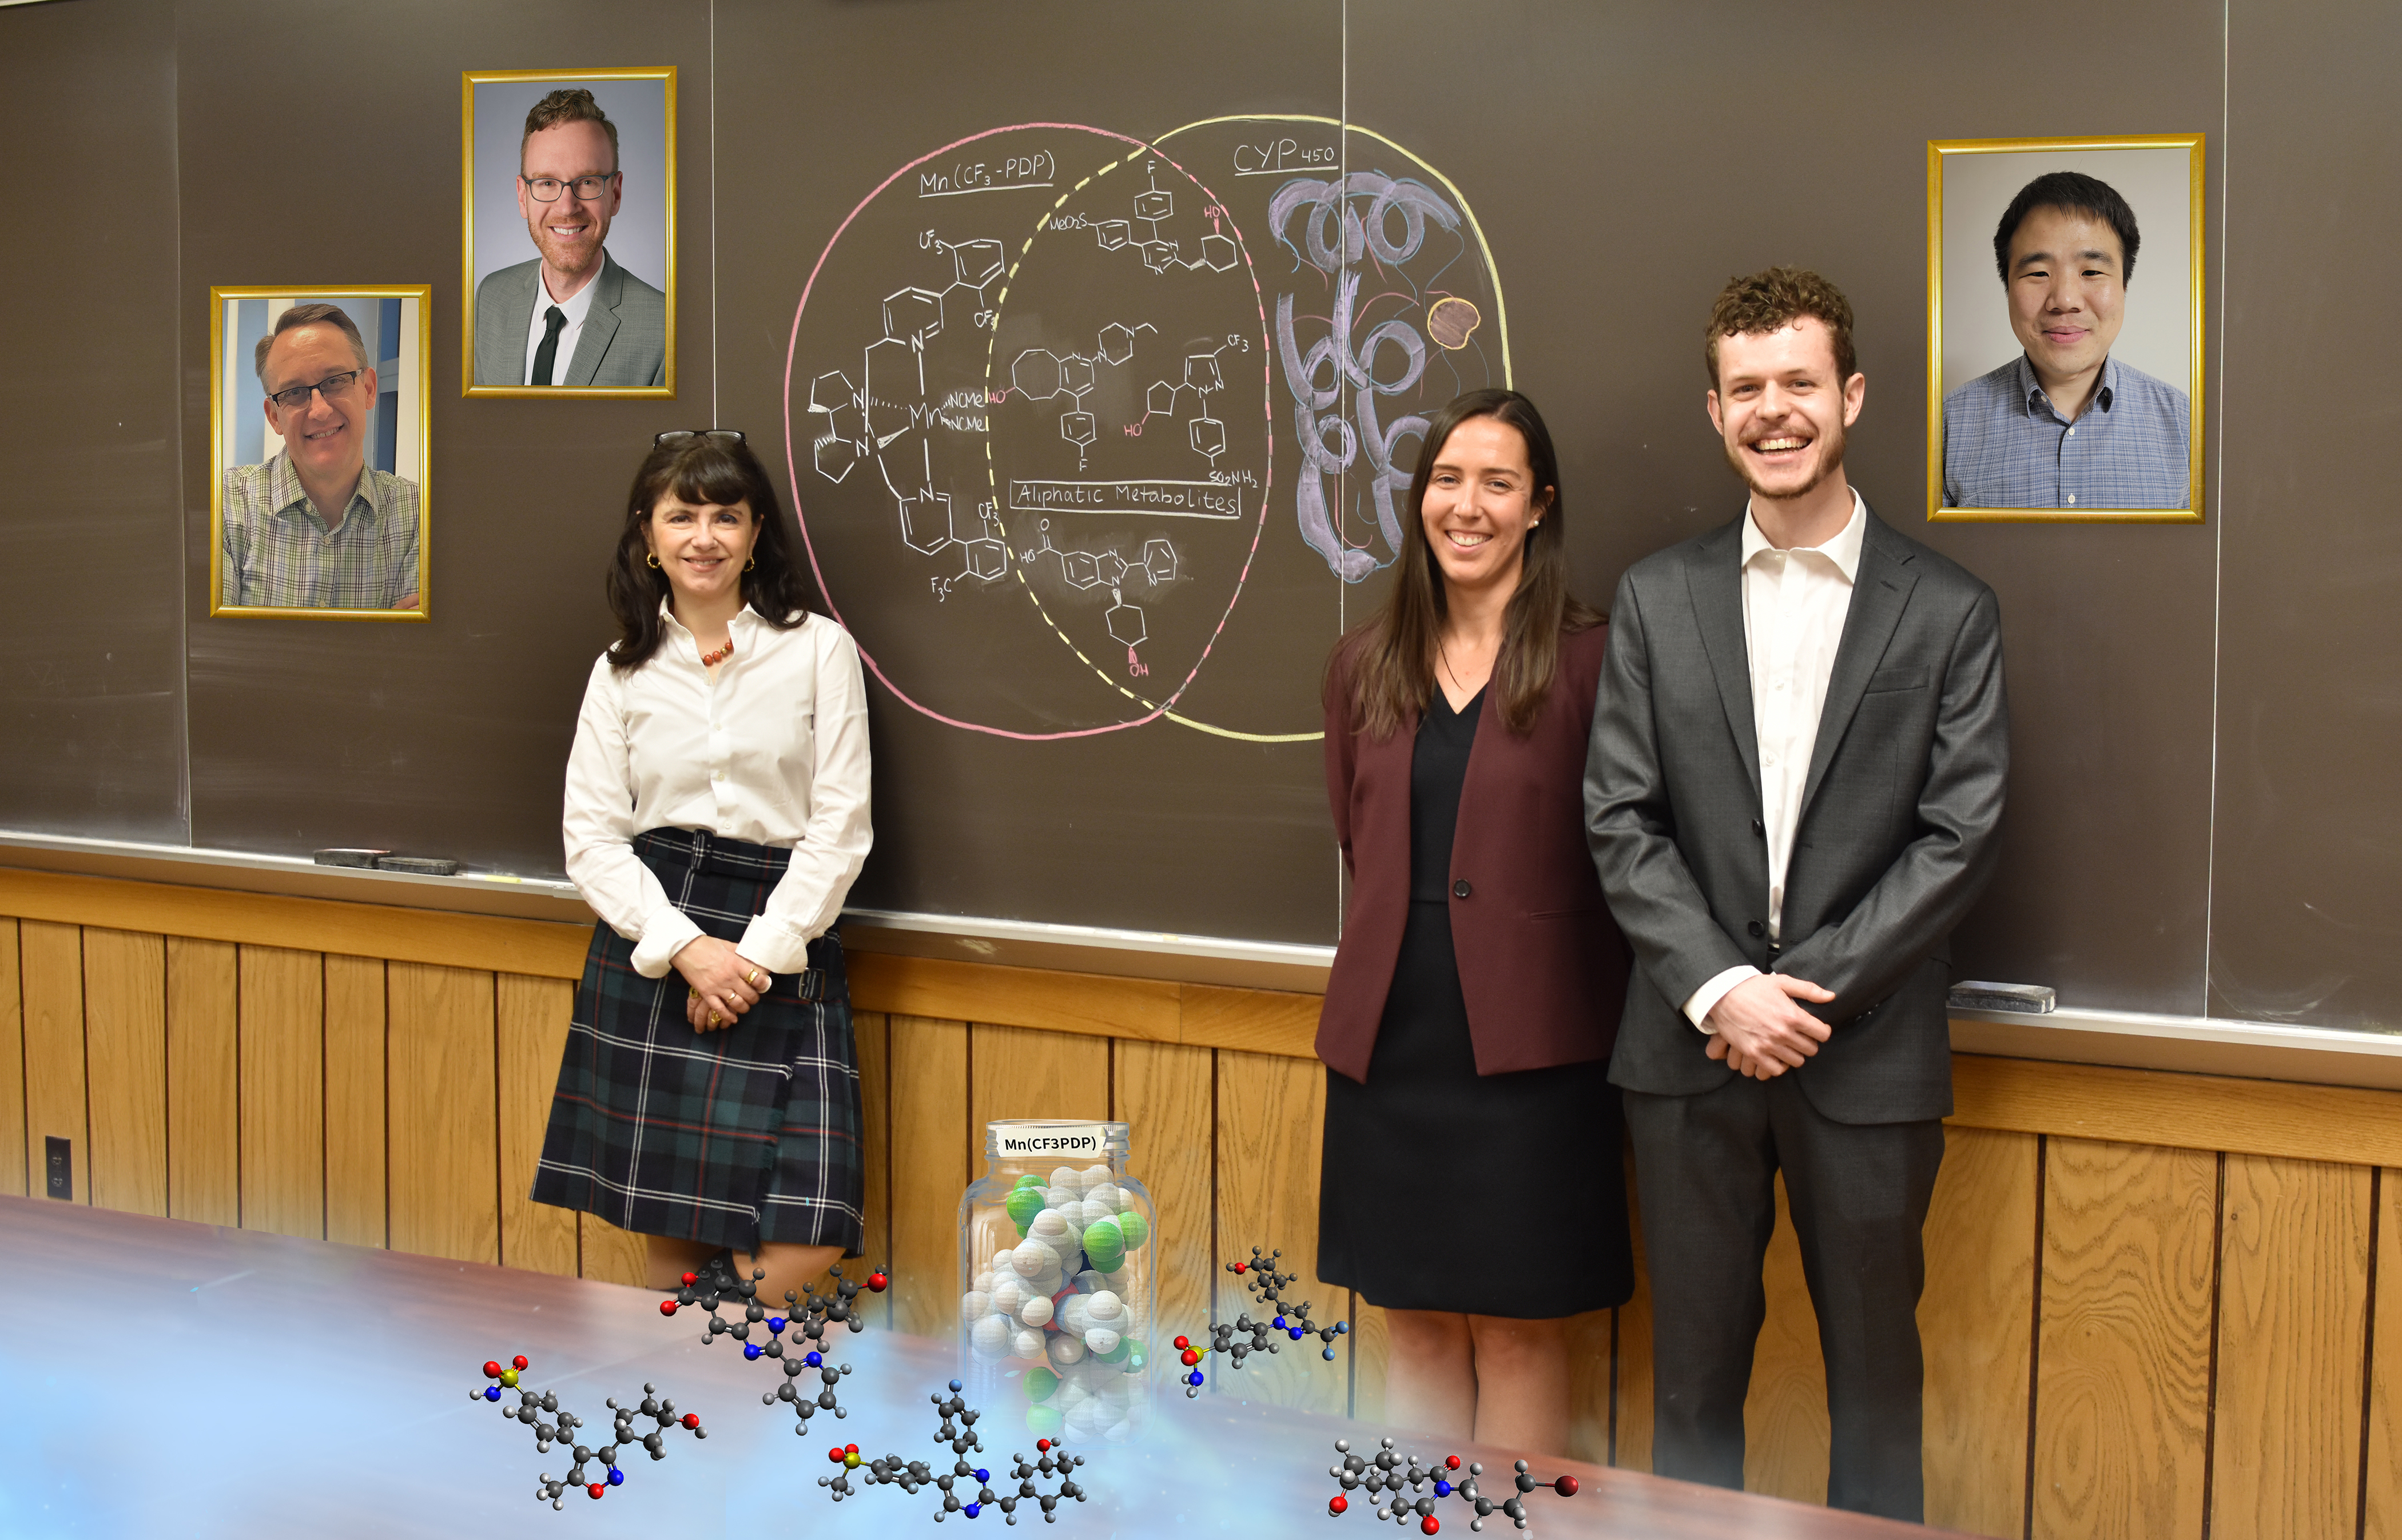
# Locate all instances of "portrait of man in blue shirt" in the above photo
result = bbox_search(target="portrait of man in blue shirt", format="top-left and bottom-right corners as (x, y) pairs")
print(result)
(1942, 171), (2192, 511)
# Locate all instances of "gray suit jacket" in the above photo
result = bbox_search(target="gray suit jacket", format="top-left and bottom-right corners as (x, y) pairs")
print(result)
(474, 251), (667, 389)
(1585, 503), (2009, 1123)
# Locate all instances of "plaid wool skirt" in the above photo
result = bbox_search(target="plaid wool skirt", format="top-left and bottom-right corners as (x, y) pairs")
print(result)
(529, 827), (866, 1255)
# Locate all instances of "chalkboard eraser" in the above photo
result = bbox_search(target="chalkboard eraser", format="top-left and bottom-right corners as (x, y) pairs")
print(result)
(313, 849), (390, 869)
(374, 855), (462, 876)
(1948, 981), (2056, 1014)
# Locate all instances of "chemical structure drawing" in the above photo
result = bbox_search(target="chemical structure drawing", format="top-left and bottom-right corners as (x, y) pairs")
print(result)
(1267, 170), (1483, 584)
(1325, 1439), (1580, 1535)
(1080, 165), (1240, 278)
(470, 1353), (705, 1509)
(661, 1259), (891, 1434)
(1010, 323), (1247, 474)
(818, 1378), (1091, 1525)
(1171, 1246), (1348, 1397)
(808, 233), (1013, 595)
(1017, 521), (1179, 671)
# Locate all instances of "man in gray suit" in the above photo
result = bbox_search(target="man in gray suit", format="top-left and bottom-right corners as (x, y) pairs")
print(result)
(1585, 268), (2007, 1521)
(474, 87), (667, 389)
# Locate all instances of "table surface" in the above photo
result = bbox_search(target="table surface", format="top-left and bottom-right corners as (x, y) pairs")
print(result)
(0, 1195), (1946, 1538)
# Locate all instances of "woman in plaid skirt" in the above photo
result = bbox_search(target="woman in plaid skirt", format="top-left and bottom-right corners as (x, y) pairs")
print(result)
(531, 429), (874, 1305)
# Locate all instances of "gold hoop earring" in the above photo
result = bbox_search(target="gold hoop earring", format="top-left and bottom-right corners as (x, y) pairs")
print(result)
(645, 552), (660, 568)
(744, 556), (756, 571)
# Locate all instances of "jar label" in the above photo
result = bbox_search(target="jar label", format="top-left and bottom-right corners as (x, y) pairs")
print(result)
(995, 1123), (1111, 1158)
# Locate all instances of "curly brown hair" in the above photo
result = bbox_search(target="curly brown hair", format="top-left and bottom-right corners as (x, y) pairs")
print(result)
(1704, 266), (1856, 388)
(520, 87), (619, 171)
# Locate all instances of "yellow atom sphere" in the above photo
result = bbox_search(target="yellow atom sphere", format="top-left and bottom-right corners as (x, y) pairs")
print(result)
(844, 1451), (863, 1470)
(499, 1368), (520, 1388)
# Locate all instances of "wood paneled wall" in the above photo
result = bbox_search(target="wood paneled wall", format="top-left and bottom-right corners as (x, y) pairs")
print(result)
(6, 872), (2402, 1539)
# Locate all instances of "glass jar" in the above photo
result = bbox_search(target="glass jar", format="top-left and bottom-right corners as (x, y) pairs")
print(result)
(958, 1119), (1158, 1445)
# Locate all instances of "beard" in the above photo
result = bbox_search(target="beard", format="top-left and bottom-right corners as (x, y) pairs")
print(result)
(1723, 415), (1847, 502)
(528, 214), (609, 286)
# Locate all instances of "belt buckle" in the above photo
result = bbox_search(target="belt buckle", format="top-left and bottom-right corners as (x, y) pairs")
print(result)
(794, 966), (826, 1003)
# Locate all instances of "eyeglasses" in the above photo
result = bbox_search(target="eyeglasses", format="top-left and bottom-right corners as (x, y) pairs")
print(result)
(654, 429), (747, 447)
(265, 369), (365, 412)
(523, 172), (619, 202)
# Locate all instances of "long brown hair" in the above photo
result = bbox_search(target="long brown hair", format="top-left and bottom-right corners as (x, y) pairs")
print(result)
(1335, 389), (1600, 738)
(605, 433), (808, 670)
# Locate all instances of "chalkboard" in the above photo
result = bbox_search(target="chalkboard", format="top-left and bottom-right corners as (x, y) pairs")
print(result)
(7, 0), (2402, 1032)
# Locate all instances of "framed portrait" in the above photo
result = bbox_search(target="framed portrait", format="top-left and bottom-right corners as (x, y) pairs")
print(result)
(209, 285), (431, 620)
(1926, 134), (2205, 523)
(461, 67), (676, 398)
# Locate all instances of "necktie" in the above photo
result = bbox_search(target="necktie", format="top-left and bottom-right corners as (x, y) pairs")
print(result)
(531, 305), (566, 387)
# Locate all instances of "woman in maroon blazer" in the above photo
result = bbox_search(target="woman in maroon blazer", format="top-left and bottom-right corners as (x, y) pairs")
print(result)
(1317, 388), (1632, 1454)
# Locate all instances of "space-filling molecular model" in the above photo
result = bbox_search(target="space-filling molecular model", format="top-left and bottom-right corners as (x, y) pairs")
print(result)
(1325, 1438), (1578, 1534)
(1172, 1246), (1348, 1396)
(469, 1354), (705, 1509)
(659, 1259), (890, 1434)
(818, 1378), (1090, 1524)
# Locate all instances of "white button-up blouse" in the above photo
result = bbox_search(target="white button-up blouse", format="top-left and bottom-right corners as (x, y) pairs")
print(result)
(561, 603), (873, 979)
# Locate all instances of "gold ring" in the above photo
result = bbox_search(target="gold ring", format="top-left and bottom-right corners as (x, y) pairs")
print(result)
(687, 988), (700, 1001)
(745, 969), (762, 987)
(708, 1010), (722, 1028)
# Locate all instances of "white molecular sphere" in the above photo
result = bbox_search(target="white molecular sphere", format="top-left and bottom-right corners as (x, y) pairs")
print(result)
(972, 1270), (996, 1294)
(1079, 1163), (1112, 1193)
(1083, 1183), (1121, 1213)
(1083, 1326), (1122, 1356)
(1058, 1295), (1092, 1335)
(1104, 1418), (1134, 1445)
(1047, 1333), (1087, 1367)
(961, 1289), (992, 1321)
(1011, 1326), (1047, 1360)
(989, 1277), (1026, 1318)
(1019, 1294), (1055, 1328)
(992, 1248), (1017, 1276)
(1054, 1380), (1091, 1412)
(1028, 1209), (1071, 1245)
(1043, 1185), (1078, 1212)
(1025, 1264), (1065, 1298)
(971, 1315), (1012, 1360)
(1085, 1290), (1126, 1327)
(1049, 1166), (1082, 1191)
(1064, 1396), (1105, 1438)
(1072, 1270), (1106, 1294)
(1012, 1238), (1057, 1277)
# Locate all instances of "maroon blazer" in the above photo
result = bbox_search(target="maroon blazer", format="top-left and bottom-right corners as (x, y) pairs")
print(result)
(1315, 624), (1632, 1082)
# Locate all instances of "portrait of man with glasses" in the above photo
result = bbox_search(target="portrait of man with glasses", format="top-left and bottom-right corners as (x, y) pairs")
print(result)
(471, 85), (669, 391)
(218, 301), (422, 612)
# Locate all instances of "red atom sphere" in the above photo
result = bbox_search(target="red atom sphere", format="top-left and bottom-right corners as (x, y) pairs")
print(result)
(1420, 1517), (1440, 1536)
(1180, 1348), (1201, 1367)
(1173, 1335), (1191, 1350)
(1036, 1439), (1052, 1453)
(1554, 1475), (1579, 1497)
(1231, 1263), (1247, 1274)
(1328, 1494), (1349, 1515)
(512, 1355), (528, 1370)
(828, 1446), (846, 1463)
(867, 1271), (889, 1292)
(1444, 1455), (1461, 1470)
(482, 1360), (501, 1379)
(587, 1485), (605, 1500)
(659, 1299), (679, 1316)
(682, 1271), (699, 1286)
(681, 1414), (701, 1429)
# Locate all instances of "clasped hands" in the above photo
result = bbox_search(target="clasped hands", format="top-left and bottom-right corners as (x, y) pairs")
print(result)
(673, 935), (773, 1033)
(1703, 973), (1836, 1080)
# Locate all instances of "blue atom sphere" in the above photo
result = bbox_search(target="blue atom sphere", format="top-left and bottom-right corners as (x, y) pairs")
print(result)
(608, 1469), (625, 1486)
(1322, 1348), (1337, 1360)
(975, 1469), (991, 1482)
(1289, 1327), (1305, 1340)
(1187, 1370), (1204, 1386)
(1273, 1315), (1287, 1329)
(768, 1316), (788, 1332)
(964, 1502), (982, 1518)
(949, 1379), (964, 1391)
(743, 1343), (763, 1359)
(483, 1386), (502, 1401)
(806, 1351), (824, 1367)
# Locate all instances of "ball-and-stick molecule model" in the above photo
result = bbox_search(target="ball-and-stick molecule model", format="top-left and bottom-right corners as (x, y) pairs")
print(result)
(659, 1258), (890, 1433)
(1325, 1438), (1578, 1534)
(818, 1378), (1091, 1523)
(469, 1354), (705, 1509)
(1172, 1246), (1349, 1396)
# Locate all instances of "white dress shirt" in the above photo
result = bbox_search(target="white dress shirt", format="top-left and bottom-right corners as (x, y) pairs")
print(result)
(521, 261), (600, 385)
(1683, 490), (1867, 1031)
(562, 603), (874, 979)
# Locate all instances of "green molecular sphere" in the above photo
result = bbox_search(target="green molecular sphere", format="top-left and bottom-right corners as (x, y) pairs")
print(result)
(1023, 1366), (1061, 1403)
(1024, 1403), (1065, 1440)
(1115, 1208), (1150, 1251)
(1081, 1216), (1125, 1273)
(1005, 1184), (1047, 1234)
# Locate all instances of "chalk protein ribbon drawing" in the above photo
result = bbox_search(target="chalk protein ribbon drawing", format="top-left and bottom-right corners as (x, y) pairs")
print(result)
(784, 118), (1506, 742)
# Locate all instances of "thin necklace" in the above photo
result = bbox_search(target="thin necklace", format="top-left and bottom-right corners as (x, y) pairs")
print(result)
(700, 636), (734, 667)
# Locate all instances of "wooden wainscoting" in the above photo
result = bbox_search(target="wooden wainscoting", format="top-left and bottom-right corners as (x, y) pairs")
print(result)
(5, 870), (2402, 1538)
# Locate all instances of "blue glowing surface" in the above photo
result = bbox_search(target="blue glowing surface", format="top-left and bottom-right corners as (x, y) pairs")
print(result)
(0, 1195), (1912, 1538)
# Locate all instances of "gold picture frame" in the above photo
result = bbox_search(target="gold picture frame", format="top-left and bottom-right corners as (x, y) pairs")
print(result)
(1926, 134), (2205, 523)
(461, 66), (677, 398)
(208, 284), (433, 620)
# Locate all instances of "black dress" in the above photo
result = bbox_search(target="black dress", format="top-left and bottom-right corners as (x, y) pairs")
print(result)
(1317, 687), (1633, 1318)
